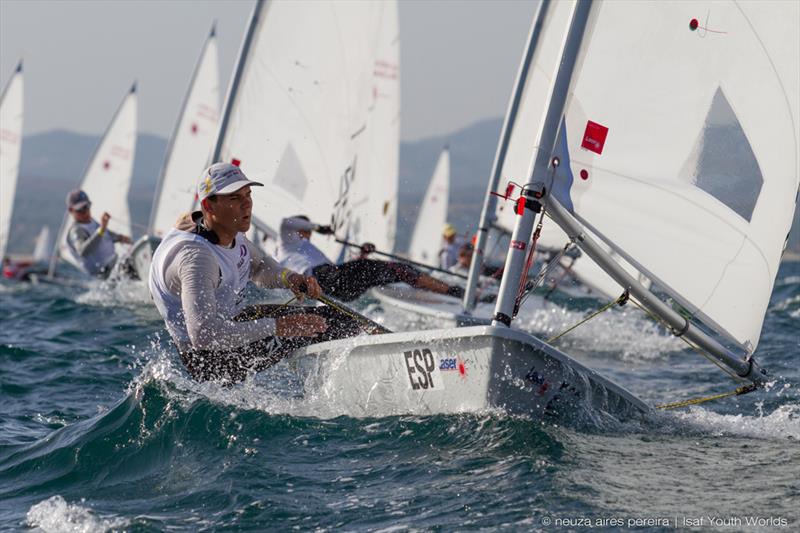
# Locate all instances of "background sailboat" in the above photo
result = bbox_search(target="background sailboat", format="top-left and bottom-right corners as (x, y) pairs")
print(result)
(148, 23), (220, 238)
(49, 83), (138, 277)
(0, 60), (24, 261)
(407, 146), (450, 265)
(211, 0), (400, 262)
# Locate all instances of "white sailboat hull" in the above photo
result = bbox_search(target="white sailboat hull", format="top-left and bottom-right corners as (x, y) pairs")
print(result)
(112, 235), (161, 281)
(290, 325), (648, 420)
(371, 284), (492, 327)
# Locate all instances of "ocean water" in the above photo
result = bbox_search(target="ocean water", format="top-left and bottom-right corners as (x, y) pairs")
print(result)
(1, 263), (798, 532)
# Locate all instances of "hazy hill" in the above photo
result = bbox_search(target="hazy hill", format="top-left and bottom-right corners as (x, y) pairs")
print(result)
(6, 118), (504, 255)
(6, 118), (799, 258)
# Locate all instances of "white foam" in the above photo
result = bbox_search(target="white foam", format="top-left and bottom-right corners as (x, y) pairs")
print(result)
(670, 402), (800, 440)
(75, 278), (152, 308)
(26, 495), (128, 533)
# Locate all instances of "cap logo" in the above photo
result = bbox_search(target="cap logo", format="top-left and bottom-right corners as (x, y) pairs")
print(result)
(204, 176), (212, 193)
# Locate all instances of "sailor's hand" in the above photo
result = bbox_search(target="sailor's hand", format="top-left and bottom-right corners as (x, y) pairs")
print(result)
(315, 224), (334, 235)
(360, 242), (376, 256)
(276, 314), (327, 337)
(100, 212), (111, 230)
(119, 235), (133, 244)
(287, 273), (322, 300)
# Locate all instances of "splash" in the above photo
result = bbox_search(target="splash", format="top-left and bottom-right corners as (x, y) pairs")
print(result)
(664, 403), (800, 440)
(75, 278), (153, 308)
(26, 495), (128, 533)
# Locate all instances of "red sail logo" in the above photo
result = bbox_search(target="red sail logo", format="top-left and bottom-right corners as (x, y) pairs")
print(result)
(581, 120), (609, 155)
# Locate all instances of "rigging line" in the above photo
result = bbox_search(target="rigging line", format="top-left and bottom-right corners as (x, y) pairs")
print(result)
(517, 242), (572, 310)
(315, 293), (391, 335)
(655, 384), (757, 410)
(546, 291), (629, 344)
(512, 199), (548, 316)
(628, 297), (744, 384)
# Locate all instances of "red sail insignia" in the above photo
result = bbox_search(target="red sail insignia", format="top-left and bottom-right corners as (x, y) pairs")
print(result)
(581, 120), (609, 155)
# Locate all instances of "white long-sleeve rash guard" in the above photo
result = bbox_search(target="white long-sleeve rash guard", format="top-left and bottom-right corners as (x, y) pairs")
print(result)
(163, 237), (289, 352)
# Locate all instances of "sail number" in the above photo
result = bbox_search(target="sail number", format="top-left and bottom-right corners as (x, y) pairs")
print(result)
(403, 348), (440, 391)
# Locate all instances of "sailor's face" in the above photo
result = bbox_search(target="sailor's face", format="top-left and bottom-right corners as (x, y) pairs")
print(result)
(70, 205), (92, 223)
(215, 186), (253, 232)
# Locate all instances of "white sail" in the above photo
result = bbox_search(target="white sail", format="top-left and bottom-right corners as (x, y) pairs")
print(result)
(408, 147), (449, 265)
(32, 226), (51, 262)
(549, 1), (799, 351)
(0, 61), (23, 259)
(50, 84), (137, 276)
(149, 25), (220, 236)
(213, 0), (400, 261)
(78, 84), (138, 238)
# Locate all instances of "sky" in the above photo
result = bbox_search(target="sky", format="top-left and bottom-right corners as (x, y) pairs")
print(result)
(0, 0), (537, 142)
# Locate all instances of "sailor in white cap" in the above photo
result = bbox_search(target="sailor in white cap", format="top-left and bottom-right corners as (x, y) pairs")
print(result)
(148, 162), (361, 384)
(276, 215), (466, 302)
(63, 189), (132, 277)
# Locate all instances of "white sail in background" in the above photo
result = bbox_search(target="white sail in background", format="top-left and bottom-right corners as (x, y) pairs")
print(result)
(408, 147), (449, 265)
(550, 1), (799, 351)
(78, 84), (138, 238)
(0, 61), (23, 259)
(50, 83), (137, 276)
(32, 226), (51, 262)
(149, 25), (220, 237)
(213, 0), (400, 261)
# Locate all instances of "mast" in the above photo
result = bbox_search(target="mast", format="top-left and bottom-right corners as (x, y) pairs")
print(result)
(462, 0), (549, 312)
(492, 0), (591, 327)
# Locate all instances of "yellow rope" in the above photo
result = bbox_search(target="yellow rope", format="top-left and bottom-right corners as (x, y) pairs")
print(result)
(547, 291), (628, 344)
(655, 384), (757, 410)
(315, 294), (390, 335)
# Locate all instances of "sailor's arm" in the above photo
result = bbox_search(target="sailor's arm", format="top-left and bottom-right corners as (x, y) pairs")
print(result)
(175, 244), (278, 350)
(68, 225), (105, 257)
(281, 216), (334, 235)
(247, 239), (322, 298)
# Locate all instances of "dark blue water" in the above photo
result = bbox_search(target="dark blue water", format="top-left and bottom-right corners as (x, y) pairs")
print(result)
(1, 264), (798, 531)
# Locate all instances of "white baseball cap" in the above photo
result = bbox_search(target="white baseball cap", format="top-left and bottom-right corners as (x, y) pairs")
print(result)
(197, 162), (263, 202)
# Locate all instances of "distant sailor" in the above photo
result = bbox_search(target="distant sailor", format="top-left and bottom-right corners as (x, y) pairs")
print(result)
(276, 216), (465, 302)
(149, 163), (361, 384)
(439, 223), (463, 270)
(63, 189), (132, 278)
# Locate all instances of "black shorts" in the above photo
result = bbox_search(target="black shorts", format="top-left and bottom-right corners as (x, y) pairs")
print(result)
(313, 259), (421, 302)
(179, 304), (363, 384)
